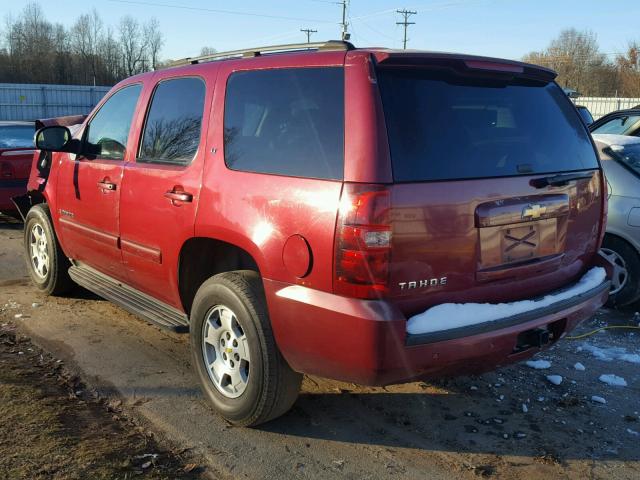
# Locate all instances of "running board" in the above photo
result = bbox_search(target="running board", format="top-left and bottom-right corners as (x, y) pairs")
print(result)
(68, 264), (189, 333)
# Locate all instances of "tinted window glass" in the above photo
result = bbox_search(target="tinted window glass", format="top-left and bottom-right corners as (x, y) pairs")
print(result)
(0, 125), (34, 148)
(224, 68), (344, 179)
(592, 115), (640, 135)
(139, 77), (206, 165)
(86, 84), (141, 160)
(377, 69), (599, 182)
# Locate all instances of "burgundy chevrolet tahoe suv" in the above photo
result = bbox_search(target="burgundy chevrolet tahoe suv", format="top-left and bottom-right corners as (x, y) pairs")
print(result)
(17, 41), (612, 426)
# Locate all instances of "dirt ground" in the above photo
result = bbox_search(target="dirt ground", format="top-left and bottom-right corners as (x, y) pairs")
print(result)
(1, 216), (639, 479)
(0, 322), (203, 479)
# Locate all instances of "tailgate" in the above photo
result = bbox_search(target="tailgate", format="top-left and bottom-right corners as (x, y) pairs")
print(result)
(389, 172), (602, 315)
(376, 63), (603, 316)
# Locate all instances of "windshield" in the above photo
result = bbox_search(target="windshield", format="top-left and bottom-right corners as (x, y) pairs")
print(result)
(0, 125), (34, 148)
(377, 68), (599, 182)
(609, 143), (640, 176)
(592, 115), (640, 135)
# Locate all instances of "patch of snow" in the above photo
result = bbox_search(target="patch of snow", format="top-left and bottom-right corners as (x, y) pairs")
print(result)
(407, 267), (606, 334)
(579, 344), (640, 364)
(526, 360), (551, 369)
(599, 374), (627, 387)
(574, 362), (586, 371)
(591, 395), (606, 404)
(546, 375), (563, 385)
(522, 403), (528, 413)
(627, 428), (639, 436)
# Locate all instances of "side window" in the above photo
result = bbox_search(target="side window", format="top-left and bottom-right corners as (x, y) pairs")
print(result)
(85, 84), (142, 160)
(224, 68), (344, 180)
(138, 77), (206, 166)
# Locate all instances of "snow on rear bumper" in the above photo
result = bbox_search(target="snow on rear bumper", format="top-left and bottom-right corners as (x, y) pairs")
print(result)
(406, 267), (609, 345)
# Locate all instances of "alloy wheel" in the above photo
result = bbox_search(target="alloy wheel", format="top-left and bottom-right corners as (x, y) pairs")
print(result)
(201, 305), (251, 398)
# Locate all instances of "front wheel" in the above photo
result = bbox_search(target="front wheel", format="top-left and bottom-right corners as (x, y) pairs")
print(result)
(190, 270), (302, 426)
(601, 236), (640, 307)
(23, 204), (73, 296)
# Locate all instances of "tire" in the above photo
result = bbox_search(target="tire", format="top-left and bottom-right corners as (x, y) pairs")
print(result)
(601, 235), (640, 308)
(23, 204), (73, 296)
(190, 270), (302, 426)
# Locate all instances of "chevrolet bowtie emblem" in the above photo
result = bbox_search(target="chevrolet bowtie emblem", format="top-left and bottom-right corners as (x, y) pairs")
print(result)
(522, 204), (547, 220)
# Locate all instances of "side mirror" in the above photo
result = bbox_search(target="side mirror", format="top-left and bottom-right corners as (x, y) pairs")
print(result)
(35, 126), (76, 152)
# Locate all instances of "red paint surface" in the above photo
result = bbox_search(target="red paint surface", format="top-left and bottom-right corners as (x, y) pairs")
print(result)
(32, 48), (609, 385)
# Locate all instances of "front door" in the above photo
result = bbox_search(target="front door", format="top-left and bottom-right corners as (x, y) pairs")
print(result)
(119, 75), (211, 308)
(56, 84), (142, 278)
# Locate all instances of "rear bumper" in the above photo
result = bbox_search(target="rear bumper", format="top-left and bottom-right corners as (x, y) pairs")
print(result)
(265, 272), (610, 386)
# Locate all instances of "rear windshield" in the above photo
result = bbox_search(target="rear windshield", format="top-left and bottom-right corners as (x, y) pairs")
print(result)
(377, 69), (599, 182)
(0, 125), (34, 148)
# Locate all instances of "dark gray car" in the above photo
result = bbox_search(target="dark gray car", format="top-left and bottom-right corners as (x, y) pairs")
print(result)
(593, 133), (640, 306)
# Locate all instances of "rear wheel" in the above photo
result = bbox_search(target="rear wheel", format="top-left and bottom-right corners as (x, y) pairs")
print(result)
(23, 204), (73, 295)
(601, 235), (640, 307)
(190, 270), (302, 426)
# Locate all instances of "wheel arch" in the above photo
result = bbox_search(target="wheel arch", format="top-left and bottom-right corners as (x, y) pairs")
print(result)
(603, 230), (640, 256)
(178, 237), (262, 315)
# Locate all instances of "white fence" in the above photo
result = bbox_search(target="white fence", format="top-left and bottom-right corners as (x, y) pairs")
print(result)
(572, 97), (640, 120)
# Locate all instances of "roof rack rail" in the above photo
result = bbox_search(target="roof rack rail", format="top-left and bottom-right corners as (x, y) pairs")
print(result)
(169, 40), (355, 67)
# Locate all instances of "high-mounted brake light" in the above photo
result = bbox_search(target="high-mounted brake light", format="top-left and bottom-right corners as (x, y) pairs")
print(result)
(334, 184), (391, 299)
(464, 60), (524, 74)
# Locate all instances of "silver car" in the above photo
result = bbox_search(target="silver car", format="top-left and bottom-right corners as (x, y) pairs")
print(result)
(593, 134), (640, 306)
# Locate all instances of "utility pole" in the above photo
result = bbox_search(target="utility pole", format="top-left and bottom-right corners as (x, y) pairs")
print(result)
(300, 28), (317, 44)
(396, 9), (417, 50)
(339, 0), (350, 41)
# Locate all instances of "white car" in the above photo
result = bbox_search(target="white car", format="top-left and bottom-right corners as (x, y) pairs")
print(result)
(593, 134), (640, 306)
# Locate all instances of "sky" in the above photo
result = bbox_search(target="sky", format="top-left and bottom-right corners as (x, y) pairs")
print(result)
(1, 0), (639, 62)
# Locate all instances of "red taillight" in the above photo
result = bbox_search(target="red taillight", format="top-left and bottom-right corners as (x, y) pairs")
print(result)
(0, 161), (14, 179)
(334, 184), (391, 299)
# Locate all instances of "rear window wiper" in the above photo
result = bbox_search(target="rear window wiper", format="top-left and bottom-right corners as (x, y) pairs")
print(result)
(530, 171), (594, 188)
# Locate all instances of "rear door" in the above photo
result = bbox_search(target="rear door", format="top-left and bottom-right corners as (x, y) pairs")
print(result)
(119, 74), (212, 308)
(376, 65), (603, 315)
(56, 84), (142, 278)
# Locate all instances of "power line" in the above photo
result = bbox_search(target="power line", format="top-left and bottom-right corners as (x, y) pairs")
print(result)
(300, 28), (317, 43)
(106, 0), (335, 24)
(396, 9), (417, 50)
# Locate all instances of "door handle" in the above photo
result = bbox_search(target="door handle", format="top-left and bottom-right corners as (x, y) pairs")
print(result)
(97, 180), (116, 191)
(164, 190), (193, 203)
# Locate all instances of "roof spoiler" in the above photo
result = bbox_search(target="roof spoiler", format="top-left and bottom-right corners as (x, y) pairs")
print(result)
(372, 51), (557, 82)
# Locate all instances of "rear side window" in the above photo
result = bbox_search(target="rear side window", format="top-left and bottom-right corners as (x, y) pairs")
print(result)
(139, 77), (206, 166)
(86, 84), (142, 160)
(377, 69), (599, 182)
(0, 125), (33, 148)
(592, 115), (640, 136)
(224, 67), (344, 180)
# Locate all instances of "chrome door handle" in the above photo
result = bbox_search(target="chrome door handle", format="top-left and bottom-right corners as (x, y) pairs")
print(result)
(97, 180), (116, 191)
(164, 190), (193, 203)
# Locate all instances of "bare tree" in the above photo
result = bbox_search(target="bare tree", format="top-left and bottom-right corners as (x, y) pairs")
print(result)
(119, 15), (148, 76)
(145, 18), (163, 70)
(616, 42), (640, 97)
(199, 46), (217, 56)
(71, 9), (103, 84)
(523, 29), (617, 96)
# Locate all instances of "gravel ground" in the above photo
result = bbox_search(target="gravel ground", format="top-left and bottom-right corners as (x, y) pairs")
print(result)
(1, 216), (639, 479)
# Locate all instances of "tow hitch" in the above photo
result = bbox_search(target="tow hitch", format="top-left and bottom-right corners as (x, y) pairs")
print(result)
(514, 327), (551, 352)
